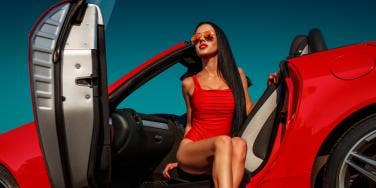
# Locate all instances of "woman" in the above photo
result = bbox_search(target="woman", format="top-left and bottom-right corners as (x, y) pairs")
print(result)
(163, 22), (253, 188)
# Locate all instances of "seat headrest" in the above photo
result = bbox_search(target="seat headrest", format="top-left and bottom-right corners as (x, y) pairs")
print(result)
(308, 28), (328, 53)
(289, 35), (309, 57)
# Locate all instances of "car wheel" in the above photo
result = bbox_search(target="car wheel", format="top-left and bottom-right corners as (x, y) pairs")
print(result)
(323, 114), (376, 188)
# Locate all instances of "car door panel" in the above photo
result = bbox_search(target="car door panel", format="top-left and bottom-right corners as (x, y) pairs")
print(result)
(29, 1), (110, 187)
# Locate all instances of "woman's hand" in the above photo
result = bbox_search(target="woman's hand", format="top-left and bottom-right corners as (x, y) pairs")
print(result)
(268, 72), (279, 85)
(163, 162), (178, 179)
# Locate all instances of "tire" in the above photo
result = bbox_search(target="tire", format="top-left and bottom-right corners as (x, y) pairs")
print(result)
(0, 165), (18, 188)
(323, 114), (376, 188)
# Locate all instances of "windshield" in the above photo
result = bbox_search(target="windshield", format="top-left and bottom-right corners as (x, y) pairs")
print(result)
(87, 0), (116, 26)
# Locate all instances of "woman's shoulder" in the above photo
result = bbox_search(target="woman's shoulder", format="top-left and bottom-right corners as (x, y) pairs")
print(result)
(237, 67), (245, 75)
(182, 76), (195, 91)
(238, 67), (250, 79)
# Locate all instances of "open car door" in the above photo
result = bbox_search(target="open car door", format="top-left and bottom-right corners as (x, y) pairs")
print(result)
(28, 1), (110, 187)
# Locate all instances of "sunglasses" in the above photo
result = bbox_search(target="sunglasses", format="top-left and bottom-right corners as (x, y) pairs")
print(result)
(191, 30), (216, 44)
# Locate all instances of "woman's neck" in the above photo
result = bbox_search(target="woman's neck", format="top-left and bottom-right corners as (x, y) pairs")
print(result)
(202, 55), (218, 75)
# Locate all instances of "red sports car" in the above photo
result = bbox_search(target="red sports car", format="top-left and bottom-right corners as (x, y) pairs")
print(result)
(0, 0), (375, 187)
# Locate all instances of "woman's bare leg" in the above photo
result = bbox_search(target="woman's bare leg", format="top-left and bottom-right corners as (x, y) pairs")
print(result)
(176, 135), (233, 188)
(213, 136), (233, 188)
(231, 137), (247, 188)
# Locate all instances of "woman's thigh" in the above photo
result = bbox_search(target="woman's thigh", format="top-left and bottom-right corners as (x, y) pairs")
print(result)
(176, 135), (230, 174)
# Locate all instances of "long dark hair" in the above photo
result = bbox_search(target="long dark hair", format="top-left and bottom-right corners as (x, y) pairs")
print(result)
(190, 21), (247, 136)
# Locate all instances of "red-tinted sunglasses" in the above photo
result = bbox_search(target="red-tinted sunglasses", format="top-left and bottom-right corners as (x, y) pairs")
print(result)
(191, 30), (216, 44)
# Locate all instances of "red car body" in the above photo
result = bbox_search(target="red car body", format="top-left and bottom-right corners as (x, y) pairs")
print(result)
(1, 1), (375, 188)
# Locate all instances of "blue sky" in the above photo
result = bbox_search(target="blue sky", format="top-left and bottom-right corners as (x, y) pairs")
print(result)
(0, 0), (375, 133)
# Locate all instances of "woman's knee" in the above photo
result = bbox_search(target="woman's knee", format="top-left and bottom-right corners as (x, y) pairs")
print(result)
(231, 137), (247, 160)
(214, 135), (232, 152)
(176, 145), (191, 165)
(176, 141), (189, 164)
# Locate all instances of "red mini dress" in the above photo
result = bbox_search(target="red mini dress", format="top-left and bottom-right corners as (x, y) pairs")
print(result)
(184, 75), (235, 142)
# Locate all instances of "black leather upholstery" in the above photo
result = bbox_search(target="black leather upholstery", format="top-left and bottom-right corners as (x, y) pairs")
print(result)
(289, 35), (308, 57)
(288, 28), (328, 58)
(308, 28), (328, 53)
(170, 168), (211, 183)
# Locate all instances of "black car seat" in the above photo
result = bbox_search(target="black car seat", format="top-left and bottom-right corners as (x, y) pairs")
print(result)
(165, 168), (213, 188)
(288, 28), (327, 58)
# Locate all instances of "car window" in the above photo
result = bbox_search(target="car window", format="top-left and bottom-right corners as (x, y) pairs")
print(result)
(117, 63), (187, 115)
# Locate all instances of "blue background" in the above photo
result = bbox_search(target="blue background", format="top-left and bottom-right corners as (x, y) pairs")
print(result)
(1, 0), (375, 133)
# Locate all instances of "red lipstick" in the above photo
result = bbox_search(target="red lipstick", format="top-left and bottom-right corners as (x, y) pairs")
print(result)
(199, 43), (208, 49)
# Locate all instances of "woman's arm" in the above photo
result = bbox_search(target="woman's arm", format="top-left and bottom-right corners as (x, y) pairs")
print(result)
(238, 67), (253, 115)
(163, 77), (194, 179)
(182, 77), (194, 136)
